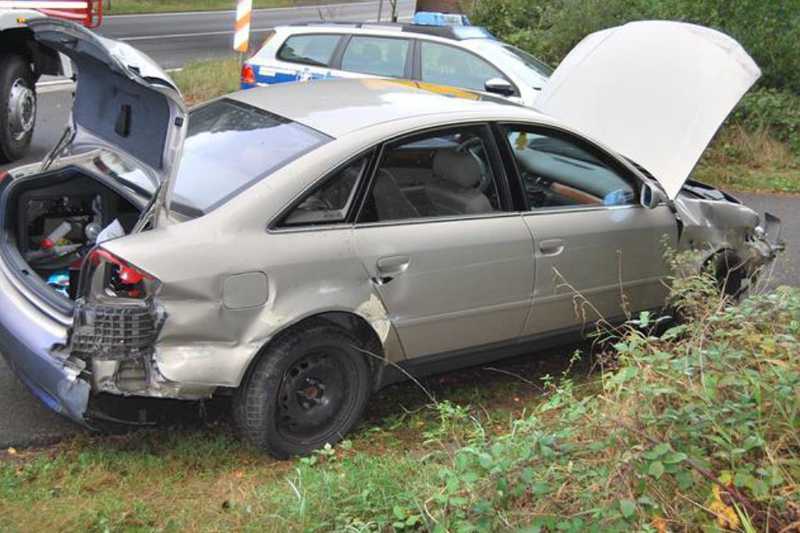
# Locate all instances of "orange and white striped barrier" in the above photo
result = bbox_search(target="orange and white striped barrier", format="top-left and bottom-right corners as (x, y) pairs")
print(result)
(234, 0), (252, 53)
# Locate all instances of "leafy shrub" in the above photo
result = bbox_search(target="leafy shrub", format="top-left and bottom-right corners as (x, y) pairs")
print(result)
(471, 0), (800, 93)
(733, 88), (800, 154)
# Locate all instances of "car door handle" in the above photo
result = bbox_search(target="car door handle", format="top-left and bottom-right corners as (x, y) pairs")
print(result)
(373, 255), (411, 285)
(539, 239), (565, 257)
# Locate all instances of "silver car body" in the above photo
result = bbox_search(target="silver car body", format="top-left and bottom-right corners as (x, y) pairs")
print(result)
(0, 21), (782, 425)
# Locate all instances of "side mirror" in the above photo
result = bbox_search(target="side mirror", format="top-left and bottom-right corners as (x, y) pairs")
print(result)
(484, 78), (515, 97)
(640, 181), (667, 209)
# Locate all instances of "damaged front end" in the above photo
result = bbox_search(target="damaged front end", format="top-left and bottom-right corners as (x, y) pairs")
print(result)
(674, 181), (784, 292)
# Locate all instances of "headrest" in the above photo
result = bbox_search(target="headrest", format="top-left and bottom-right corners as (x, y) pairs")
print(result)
(432, 150), (481, 188)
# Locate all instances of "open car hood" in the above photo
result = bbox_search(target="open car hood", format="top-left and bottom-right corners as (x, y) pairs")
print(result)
(534, 21), (760, 199)
(29, 19), (186, 208)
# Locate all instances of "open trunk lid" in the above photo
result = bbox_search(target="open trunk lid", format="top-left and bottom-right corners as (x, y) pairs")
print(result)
(28, 18), (187, 214)
(534, 21), (760, 199)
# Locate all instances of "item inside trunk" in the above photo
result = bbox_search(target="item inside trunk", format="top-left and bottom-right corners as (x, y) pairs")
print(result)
(3, 168), (142, 302)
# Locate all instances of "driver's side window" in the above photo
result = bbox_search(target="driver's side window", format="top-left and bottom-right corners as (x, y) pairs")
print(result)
(504, 127), (636, 210)
(359, 125), (501, 223)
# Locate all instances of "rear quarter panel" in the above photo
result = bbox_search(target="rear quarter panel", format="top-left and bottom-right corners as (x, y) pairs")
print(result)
(102, 137), (405, 388)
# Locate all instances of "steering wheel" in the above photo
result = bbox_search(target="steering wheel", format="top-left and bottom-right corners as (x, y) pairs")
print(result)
(456, 137), (492, 193)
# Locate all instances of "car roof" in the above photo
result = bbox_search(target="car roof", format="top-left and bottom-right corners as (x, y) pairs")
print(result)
(280, 21), (495, 42)
(227, 78), (547, 138)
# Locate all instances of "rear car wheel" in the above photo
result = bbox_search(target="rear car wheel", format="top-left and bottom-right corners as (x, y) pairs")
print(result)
(233, 321), (372, 458)
(0, 54), (36, 163)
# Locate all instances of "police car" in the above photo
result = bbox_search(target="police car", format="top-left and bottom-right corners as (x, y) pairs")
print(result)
(240, 17), (552, 106)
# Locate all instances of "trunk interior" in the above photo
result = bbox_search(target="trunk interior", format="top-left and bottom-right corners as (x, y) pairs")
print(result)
(2, 167), (143, 311)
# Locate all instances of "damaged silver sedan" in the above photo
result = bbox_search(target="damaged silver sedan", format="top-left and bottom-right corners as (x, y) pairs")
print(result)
(0, 20), (783, 457)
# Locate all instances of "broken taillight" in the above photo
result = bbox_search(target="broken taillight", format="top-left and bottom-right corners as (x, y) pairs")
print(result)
(241, 63), (256, 86)
(88, 248), (156, 298)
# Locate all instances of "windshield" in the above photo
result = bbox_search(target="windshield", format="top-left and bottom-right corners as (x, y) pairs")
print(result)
(473, 40), (552, 89)
(170, 99), (331, 214)
(500, 44), (553, 77)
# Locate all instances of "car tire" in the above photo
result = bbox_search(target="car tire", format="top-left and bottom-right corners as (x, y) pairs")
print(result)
(710, 250), (746, 298)
(233, 320), (372, 458)
(0, 54), (36, 163)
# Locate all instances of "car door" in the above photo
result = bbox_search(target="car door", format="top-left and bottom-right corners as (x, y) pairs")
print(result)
(415, 40), (518, 97)
(353, 124), (535, 359)
(498, 124), (678, 336)
(337, 34), (413, 81)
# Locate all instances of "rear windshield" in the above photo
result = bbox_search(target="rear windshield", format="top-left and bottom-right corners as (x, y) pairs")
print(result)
(171, 99), (330, 215)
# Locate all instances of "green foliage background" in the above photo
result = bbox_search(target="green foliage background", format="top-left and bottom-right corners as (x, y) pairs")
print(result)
(471, 0), (799, 92)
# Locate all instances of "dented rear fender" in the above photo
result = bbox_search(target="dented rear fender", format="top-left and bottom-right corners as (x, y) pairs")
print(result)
(98, 222), (405, 393)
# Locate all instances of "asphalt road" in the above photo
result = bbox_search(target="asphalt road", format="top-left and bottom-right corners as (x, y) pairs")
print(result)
(99, 0), (415, 68)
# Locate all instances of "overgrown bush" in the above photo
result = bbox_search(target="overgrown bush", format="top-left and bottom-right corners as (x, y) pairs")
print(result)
(471, 0), (800, 93)
(734, 88), (800, 155)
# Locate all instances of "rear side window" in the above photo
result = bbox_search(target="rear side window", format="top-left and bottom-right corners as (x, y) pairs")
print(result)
(341, 36), (410, 77)
(277, 34), (341, 67)
(420, 41), (507, 92)
(281, 155), (369, 227)
(171, 99), (330, 215)
(358, 126), (502, 223)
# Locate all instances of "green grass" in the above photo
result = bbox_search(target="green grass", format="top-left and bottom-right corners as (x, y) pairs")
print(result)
(2, 263), (799, 531)
(0, 351), (587, 532)
(694, 163), (800, 194)
(103, 0), (348, 15)
(172, 57), (242, 106)
(696, 125), (800, 194)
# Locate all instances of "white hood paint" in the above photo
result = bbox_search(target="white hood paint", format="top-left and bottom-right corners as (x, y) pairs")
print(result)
(535, 21), (760, 199)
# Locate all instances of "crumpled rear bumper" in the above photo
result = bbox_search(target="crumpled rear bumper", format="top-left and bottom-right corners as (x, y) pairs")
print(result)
(0, 265), (90, 426)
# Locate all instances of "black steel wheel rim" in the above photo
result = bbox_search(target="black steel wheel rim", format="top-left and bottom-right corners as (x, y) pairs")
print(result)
(276, 348), (351, 441)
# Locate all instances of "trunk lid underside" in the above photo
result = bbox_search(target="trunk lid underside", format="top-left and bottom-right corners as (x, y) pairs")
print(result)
(29, 18), (187, 211)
